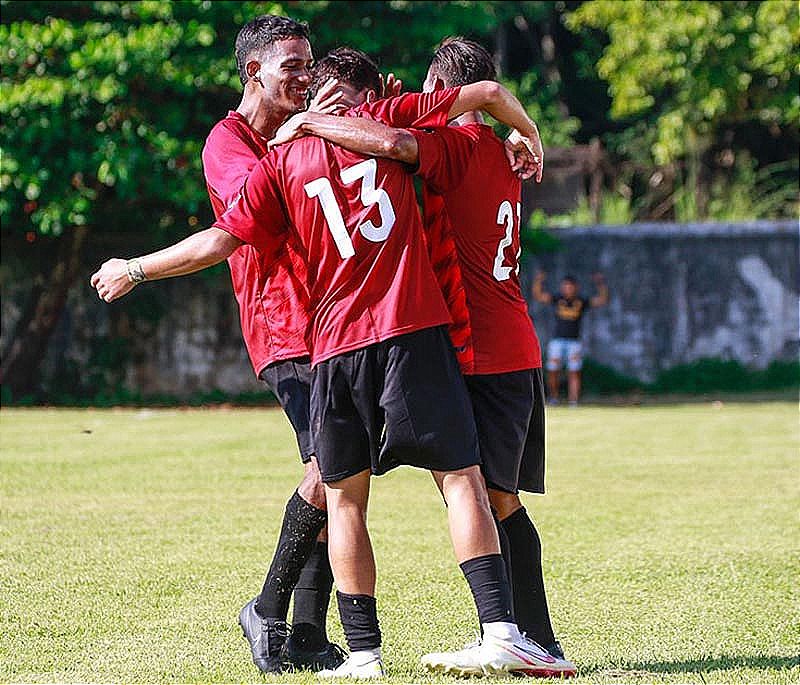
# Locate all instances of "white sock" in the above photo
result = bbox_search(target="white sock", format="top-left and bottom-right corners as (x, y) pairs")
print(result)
(482, 621), (522, 643)
(349, 648), (382, 666)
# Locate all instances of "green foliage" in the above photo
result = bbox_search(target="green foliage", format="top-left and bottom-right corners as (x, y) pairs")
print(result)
(0, 1), (243, 240)
(568, 0), (800, 164)
(581, 358), (642, 395)
(650, 358), (800, 395)
(578, 357), (800, 398)
(520, 209), (561, 254)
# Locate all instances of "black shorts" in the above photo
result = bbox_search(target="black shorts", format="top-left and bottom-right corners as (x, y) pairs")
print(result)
(259, 356), (314, 463)
(311, 326), (480, 483)
(464, 367), (546, 495)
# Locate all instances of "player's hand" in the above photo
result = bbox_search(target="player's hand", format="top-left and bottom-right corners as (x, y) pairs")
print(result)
(269, 113), (307, 149)
(506, 128), (544, 183)
(380, 72), (403, 98)
(91, 258), (136, 302)
(307, 78), (345, 115)
(504, 138), (538, 180)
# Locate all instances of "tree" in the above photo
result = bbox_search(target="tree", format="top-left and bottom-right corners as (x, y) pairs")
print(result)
(568, 0), (799, 162)
(0, 1), (239, 397)
(1, 0), (581, 400)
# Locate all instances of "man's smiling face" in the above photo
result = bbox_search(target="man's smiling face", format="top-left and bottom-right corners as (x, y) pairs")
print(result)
(255, 37), (313, 115)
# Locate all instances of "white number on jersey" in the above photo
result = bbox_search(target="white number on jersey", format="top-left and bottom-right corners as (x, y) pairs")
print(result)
(304, 159), (396, 259)
(493, 200), (521, 281)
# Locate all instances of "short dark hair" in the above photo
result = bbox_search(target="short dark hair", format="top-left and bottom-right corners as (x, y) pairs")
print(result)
(429, 37), (496, 87)
(562, 275), (578, 285)
(235, 15), (309, 86)
(309, 47), (381, 99)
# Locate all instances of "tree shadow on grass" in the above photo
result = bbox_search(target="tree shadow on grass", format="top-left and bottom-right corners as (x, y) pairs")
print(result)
(585, 654), (799, 678)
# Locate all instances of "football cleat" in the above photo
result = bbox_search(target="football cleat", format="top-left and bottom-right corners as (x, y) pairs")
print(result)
(543, 639), (567, 661)
(281, 633), (347, 672)
(422, 634), (577, 678)
(238, 598), (289, 673)
(317, 653), (385, 679)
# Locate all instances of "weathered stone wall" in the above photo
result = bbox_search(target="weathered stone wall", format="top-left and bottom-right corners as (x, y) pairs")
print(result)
(525, 221), (799, 381)
(2, 221), (797, 397)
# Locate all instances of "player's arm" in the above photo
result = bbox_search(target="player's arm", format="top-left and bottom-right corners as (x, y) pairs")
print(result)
(92, 160), (286, 303)
(269, 112), (418, 164)
(450, 81), (544, 182)
(590, 272), (609, 307)
(532, 270), (553, 304)
(90, 228), (243, 302)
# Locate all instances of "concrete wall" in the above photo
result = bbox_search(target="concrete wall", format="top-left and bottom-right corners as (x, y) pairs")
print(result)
(2, 221), (797, 397)
(525, 221), (799, 381)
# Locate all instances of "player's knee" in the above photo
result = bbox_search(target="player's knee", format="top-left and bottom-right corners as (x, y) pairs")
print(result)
(297, 459), (327, 510)
(488, 488), (522, 520)
(443, 466), (490, 508)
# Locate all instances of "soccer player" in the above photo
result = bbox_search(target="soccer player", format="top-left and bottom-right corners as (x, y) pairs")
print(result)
(532, 271), (609, 406)
(418, 39), (575, 675)
(200, 15), (344, 673)
(278, 39), (576, 675)
(90, 56), (574, 680)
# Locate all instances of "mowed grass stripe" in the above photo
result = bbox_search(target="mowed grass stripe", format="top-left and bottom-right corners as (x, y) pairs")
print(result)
(1, 404), (798, 683)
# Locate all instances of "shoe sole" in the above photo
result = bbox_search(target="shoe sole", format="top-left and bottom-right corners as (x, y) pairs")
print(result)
(423, 661), (577, 679)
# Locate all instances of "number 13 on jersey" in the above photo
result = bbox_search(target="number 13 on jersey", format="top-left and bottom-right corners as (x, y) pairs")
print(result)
(494, 200), (522, 281)
(304, 159), (396, 260)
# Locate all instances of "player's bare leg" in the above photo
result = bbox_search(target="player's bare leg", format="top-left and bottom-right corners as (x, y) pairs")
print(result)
(325, 470), (376, 594)
(432, 466), (500, 560)
(298, 458), (327, 508)
(423, 467), (575, 677)
(319, 470), (384, 679)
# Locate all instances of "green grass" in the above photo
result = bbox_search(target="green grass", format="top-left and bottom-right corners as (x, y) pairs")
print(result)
(1, 404), (798, 683)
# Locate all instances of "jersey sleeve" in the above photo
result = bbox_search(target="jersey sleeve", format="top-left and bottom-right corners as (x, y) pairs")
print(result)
(212, 157), (288, 260)
(202, 123), (261, 207)
(351, 87), (461, 128)
(412, 126), (479, 194)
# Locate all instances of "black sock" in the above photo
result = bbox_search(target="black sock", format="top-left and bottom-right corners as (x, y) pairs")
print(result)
(493, 511), (515, 622)
(290, 541), (333, 651)
(500, 507), (555, 646)
(255, 491), (328, 620)
(459, 553), (514, 625)
(336, 591), (381, 651)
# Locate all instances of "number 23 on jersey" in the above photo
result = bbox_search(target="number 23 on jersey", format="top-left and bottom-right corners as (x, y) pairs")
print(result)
(494, 200), (521, 281)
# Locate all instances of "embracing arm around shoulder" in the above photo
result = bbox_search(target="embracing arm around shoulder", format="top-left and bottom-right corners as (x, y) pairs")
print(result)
(451, 81), (544, 182)
(90, 227), (242, 303)
(270, 112), (418, 165)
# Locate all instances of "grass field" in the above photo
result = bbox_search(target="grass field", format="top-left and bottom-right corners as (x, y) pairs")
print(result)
(1, 403), (798, 683)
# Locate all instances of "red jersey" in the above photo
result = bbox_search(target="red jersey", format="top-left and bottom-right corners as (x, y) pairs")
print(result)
(352, 88), (475, 371)
(212, 129), (476, 366)
(202, 111), (310, 376)
(423, 124), (541, 374)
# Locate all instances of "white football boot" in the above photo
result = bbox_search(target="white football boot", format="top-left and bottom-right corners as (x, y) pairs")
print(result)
(422, 634), (577, 678)
(317, 650), (385, 679)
